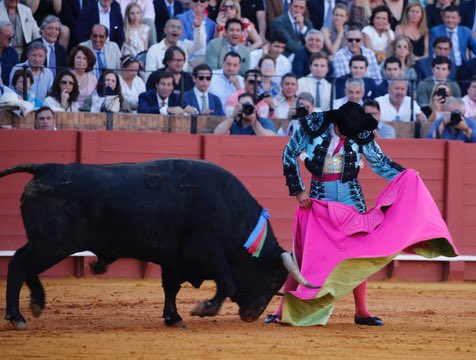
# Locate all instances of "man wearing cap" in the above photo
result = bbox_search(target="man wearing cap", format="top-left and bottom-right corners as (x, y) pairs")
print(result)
(265, 101), (405, 327)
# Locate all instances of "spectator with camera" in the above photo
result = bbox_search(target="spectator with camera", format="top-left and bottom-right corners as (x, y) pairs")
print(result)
(277, 92), (316, 136)
(416, 56), (461, 110)
(213, 92), (276, 135)
(427, 96), (476, 143)
(224, 69), (273, 118)
(274, 73), (299, 119)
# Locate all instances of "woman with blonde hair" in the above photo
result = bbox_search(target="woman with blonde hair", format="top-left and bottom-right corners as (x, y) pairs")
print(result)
(384, 35), (416, 80)
(214, 0), (263, 50)
(395, 2), (428, 60)
(121, 2), (150, 56)
(322, 3), (350, 60)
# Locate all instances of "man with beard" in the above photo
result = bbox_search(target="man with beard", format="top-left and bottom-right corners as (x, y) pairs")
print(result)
(375, 78), (426, 122)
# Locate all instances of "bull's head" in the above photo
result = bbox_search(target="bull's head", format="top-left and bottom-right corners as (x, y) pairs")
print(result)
(230, 227), (316, 322)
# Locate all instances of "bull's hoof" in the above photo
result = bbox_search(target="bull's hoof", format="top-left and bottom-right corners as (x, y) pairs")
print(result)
(6, 313), (27, 330)
(191, 301), (219, 317)
(171, 320), (186, 328)
(164, 316), (185, 328)
(30, 301), (44, 318)
(10, 320), (27, 330)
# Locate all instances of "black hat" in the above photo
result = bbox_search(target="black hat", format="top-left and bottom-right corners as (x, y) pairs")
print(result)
(326, 101), (378, 138)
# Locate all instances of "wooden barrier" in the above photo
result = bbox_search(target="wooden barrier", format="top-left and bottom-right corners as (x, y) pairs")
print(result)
(0, 131), (474, 280)
(1, 110), (431, 138)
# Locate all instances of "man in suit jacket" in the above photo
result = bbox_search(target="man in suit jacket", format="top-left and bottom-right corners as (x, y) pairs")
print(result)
(416, 56), (461, 108)
(183, 64), (224, 116)
(154, 0), (184, 42)
(205, 18), (250, 77)
(22, 16), (67, 77)
(459, 0), (476, 31)
(0, 0), (40, 57)
(307, 0), (346, 30)
(74, 0), (125, 48)
(429, 5), (476, 67)
(0, 21), (18, 85)
(138, 71), (185, 114)
(270, 0), (313, 57)
(265, 0), (285, 39)
(297, 52), (333, 111)
(335, 55), (380, 99)
(415, 36), (458, 81)
(80, 24), (122, 78)
(176, 0), (215, 44)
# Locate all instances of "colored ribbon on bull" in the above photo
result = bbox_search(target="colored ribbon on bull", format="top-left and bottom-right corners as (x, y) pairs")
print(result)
(243, 209), (270, 258)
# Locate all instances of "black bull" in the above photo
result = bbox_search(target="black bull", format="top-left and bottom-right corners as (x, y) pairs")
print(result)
(0, 159), (312, 330)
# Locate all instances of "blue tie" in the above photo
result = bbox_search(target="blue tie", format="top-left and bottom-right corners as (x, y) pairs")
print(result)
(49, 45), (56, 76)
(167, 4), (174, 19)
(96, 51), (104, 78)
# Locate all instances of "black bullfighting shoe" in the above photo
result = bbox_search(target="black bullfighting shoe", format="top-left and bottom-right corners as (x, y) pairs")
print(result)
(263, 314), (281, 324)
(354, 315), (384, 326)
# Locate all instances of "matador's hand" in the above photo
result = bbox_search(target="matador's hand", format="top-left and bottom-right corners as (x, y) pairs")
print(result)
(296, 191), (311, 208)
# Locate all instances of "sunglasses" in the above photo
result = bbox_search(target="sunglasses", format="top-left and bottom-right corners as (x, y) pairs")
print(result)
(247, 79), (262, 85)
(196, 75), (212, 81)
(347, 38), (361, 43)
(191, 0), (207, 3)
(61, 80), (75, 85)
(222, 4), (236, 10)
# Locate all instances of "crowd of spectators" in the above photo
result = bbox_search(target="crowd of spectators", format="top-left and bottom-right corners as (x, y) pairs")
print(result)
(0, 0), (475, 141)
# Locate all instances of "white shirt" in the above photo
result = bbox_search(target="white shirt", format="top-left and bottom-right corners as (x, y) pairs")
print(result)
(273, 93), (296, 119)
(119, 75), (146, 112)
(209, 69), (244, 109)
(375, 94), (423, 122)
(249, 49), (292, 78)
(98, 3), (111, 40)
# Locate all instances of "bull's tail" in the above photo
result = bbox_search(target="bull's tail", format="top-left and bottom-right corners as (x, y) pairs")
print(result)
(0, 164), (42, 179)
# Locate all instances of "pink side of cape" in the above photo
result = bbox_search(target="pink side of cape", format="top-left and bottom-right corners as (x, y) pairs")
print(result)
(289, 169), (458, 300)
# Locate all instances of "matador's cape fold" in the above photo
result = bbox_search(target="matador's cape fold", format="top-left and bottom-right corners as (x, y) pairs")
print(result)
(278, 169), (459, 326)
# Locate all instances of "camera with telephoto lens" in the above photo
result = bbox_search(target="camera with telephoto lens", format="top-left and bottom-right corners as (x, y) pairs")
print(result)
(241, 103), (255, 117)
(447, 111), (462, 127)
(292, 105), (309, 120)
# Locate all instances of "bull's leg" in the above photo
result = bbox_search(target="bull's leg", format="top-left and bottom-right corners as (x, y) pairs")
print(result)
(26, 274), (45, 318)
(161, 266), (185, 328)
(6, 244), (69, 330)
(191, 255), (236, 318)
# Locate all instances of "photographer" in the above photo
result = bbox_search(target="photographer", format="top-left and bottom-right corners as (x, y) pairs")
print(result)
(213, 92), (276, 136)
(277, 92), (315, 136)
(427, 97), (476, 143)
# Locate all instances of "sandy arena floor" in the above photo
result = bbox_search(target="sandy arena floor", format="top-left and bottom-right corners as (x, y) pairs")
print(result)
(0, 279), (475, 359)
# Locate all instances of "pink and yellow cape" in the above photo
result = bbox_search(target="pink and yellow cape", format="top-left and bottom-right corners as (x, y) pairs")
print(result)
(277, 169), (459, 326)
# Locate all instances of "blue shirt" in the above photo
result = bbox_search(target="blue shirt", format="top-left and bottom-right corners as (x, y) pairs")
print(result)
(427, 117), (476, 143)
(230, 118), (276, 135)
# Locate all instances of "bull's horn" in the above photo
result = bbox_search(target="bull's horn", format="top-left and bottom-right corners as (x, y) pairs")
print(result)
(281, 252), (320, 289)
